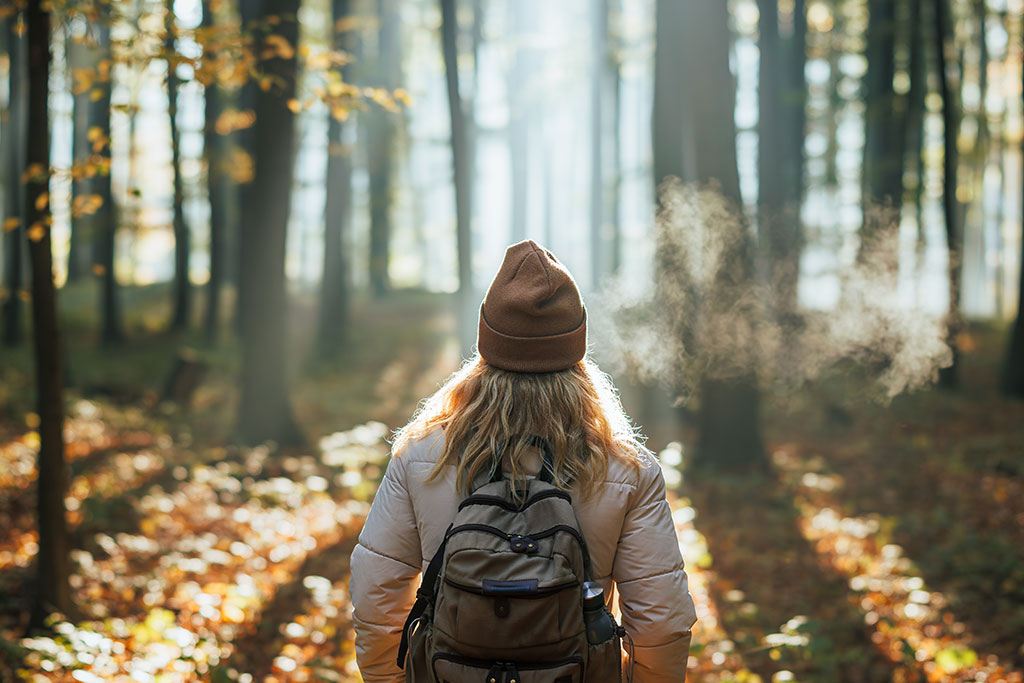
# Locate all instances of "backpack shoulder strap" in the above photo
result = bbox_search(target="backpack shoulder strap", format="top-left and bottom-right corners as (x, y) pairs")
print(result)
(397, 522), (452, 668)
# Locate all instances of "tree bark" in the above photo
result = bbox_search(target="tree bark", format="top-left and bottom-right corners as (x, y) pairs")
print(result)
(66, 26), (91, 284)
(25, 0), (74, 624)
(589, 0), (607, 289)
(2, 15), (26, 346)
(202, 0), (228, 343)
(935, 0), (961, 388)
(860, 0), (906, 264)
(1000, 39), (1024, 396)
(609, 0), (622, 275)
(90, 11), (120, 347)
(506, 2), (529, 244)
(167, 1), (190, 331)
(655, 0), (764, 469)
(367, 0), (398, 298)
(440, 0), (474, 358)
(237, 0), (302, 445)
(317, 0), (353, 355)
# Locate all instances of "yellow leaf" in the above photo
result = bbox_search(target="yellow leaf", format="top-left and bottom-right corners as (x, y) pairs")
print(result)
(89, 87), (104, 102)
(20, 163), (46, 183)
(286, 98), (301, 113)
(17, 290), (30, 303)
(27, 224), (45, 241)
(3, 217), (19, 231)
(33, 192), (48, 211)
(87, 126), (103, 142)
(92, 264), (106, 276)
(393, 88), (412, 106)
(25, 413), (40, 429)
(330, 105), (349, 122)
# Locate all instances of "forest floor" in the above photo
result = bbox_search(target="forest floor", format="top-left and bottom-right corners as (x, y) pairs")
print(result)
(0, 287), (1022, 683)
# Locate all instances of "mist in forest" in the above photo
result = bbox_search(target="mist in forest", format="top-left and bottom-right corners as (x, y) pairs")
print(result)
(591, 181), (954, 401)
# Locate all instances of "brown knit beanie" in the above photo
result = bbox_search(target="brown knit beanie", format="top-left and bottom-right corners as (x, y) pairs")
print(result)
(477, 240), (587, 373)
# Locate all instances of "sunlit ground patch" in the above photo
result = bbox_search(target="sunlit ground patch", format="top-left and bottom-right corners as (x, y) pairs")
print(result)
(9, 423), (389, 682)
(773, 446), (1023, 683)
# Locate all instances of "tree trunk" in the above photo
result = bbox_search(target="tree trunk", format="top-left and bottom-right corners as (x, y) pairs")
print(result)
(91, 12), (120, 347)
(860, 0), (906, 263)
(202, 0), (229, 343)
(935, 0), (961, 389)
(1003, 55), (1024, 396)
(440, 0), (474, 358)
(234, 0), (261, 334)
(237, 0), (302, 445)
(907, 0), (928, 280)
(655, 0), (764, 470)
(609, 0), (622, 275)
(367, 0), (398, 298)
(507, 2), (529, 244)
(25, 0), (74, 624)
(2, 15), (26, 346)
(589, 0), (607, 289)
(317, 0), (353, 355)
(167, 1), (190, 331)
(66, 27), (91, 284)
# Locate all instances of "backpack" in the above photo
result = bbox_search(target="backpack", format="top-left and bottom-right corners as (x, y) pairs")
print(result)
(397, 436), (632, 683)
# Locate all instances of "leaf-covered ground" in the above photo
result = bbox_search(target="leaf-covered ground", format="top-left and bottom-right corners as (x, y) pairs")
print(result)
(1, 294), (1022, 682)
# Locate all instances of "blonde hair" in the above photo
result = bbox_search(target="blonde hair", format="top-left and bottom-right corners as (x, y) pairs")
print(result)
(392, 354), (649, 498)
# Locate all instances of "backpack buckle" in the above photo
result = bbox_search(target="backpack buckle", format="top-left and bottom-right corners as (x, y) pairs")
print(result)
(509, 535), (538, 554)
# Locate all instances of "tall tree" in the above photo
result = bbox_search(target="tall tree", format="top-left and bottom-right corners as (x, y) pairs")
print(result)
(237, 0), (302, 444)
(25, 0), (74, 623)
(506, 2), (529, 244)
(2, 14), (26, 346)
(935, 0), (962, 388)
(860, 0), (907, 262)
(608, 0), (622, 275)
(758, 0), (806, 321)
(90, 7), (121, 346)
(589, 0), (608, 289)
(440, 0), (474, 357)
(654, 0), (764, 469)
(167, 1), (190, 330)
(1003, 57), (1024, 397)
(366, 0), (398, 297)
(317, 0), (354, 354)
(202, 0), (229, 342)
(66, 22), (93, 284)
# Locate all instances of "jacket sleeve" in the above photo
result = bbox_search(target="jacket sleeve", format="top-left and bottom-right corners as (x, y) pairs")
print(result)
(350, 451), (423, 682)
(612, 461), (697, 682)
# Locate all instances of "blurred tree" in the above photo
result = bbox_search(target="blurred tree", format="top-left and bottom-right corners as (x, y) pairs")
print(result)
(758, 0), (806, 325)
(202, 0), (231, 343)
(2, 14), (26, 347)
(66, 18), (93, 284)
(234, 0), (260, 334)
(860, 0), (907, 263)
(317, 0), (354, 355)
(88, 4), (121, 347)
(608, 0), (621, 276)
(237, 0), (301, 444)
(367, 0), (398, 297)
(653, 0), (765, 469)
(24, 0), (74, 624)
(935, 0), (962, 388)
(1001, 58), (1024, 398)
(167, 0), (191, 331)
(906, 0), (928, 269)
(589, 0), (608, 289)
(440, 0), (474, 357)
(506, 3), (529, 245)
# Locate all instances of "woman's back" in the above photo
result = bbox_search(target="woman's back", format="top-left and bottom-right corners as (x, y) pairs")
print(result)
(351, 429), (696, 682)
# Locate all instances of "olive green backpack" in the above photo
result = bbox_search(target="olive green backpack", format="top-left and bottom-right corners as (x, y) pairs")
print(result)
(397, 437), (632, 683)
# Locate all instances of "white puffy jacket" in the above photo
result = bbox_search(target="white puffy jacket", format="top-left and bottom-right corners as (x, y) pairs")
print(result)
(349, 429), (697, 682)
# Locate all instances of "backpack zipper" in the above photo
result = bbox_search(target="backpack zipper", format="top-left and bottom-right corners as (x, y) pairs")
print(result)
(457, 488), (573, 512)
(447, 522), (588, 550)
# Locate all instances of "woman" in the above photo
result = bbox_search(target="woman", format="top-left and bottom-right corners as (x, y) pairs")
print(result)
(350, 240), (696, 682)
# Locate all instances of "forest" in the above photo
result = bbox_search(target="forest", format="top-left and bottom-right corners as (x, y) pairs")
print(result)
(0, 0), (1023, 681)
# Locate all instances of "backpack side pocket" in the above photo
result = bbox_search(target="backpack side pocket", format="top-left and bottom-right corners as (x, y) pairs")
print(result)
(584, 633), (622, 683)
